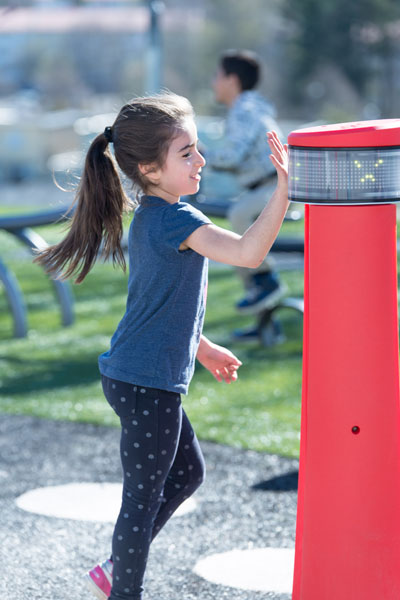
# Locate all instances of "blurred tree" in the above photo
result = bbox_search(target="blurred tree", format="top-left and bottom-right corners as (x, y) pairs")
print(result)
(3, 0), (400, 121)
(162, 0), (284, 114)
(283, 0), (400, 118)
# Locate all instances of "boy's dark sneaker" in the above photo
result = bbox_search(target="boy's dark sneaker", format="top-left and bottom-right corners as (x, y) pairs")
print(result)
(236, 272), (286, 315)
(232, 326), (260, 343)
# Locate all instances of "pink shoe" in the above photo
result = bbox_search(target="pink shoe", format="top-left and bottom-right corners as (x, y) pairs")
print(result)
(84, 559), (113, 600)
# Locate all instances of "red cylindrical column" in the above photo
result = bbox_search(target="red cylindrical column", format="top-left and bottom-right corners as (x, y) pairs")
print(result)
(288, 120), (400, 600)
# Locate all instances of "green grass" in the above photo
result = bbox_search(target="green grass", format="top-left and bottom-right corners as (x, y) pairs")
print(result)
(0, 211), (304, 457)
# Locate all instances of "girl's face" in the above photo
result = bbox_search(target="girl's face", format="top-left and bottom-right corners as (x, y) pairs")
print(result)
(144, 118), (206, 204)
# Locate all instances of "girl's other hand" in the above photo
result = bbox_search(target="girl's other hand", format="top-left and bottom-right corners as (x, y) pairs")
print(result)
(197, 341), (242, 384)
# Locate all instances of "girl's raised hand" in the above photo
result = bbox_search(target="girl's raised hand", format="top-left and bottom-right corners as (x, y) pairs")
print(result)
(267, 131), (288, 183)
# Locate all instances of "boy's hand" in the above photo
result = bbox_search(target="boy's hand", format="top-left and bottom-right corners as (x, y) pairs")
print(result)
(197, 339), (242, 384)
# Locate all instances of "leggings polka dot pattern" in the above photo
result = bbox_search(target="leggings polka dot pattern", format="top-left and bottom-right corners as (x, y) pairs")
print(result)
(101, 375), (206, 600)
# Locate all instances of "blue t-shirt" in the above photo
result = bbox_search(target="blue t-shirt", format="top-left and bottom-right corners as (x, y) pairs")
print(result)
(98, 196), (211, 394)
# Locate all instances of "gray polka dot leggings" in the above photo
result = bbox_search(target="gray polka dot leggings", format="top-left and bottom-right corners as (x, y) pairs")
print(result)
(101, 375), (206, 600)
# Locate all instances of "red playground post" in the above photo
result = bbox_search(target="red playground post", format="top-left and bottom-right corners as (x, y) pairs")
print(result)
(288, 120), (400, 599)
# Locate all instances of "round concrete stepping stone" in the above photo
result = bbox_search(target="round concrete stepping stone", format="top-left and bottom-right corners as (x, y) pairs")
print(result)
(15, 482), (196, 522)
(193, 547), (294, 594)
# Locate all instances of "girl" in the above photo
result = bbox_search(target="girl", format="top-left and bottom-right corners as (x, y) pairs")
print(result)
(35, 92), (288, 600)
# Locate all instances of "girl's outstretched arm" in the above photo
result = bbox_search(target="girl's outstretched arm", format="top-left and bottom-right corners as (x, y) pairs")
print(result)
(196, 335), (242, 384)
(183, 131), (289, 268)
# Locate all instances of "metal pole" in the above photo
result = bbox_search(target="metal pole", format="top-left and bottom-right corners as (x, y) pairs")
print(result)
(13, 227), (74, 328)
(0, 257), (28, 338)
(145, 0), (164, 94)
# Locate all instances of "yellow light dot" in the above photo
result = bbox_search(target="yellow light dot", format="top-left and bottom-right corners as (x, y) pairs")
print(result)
(378, 159), (383, 164)
(296, 162), (301, 167)
(375, 163), (379, 167)
(357, 164), (361, 168)
(361, 178), (365, 183)
(295, 177), (300, 181)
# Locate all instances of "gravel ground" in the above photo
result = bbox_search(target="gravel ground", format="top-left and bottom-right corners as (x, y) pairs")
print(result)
(0, 414), (298, 600)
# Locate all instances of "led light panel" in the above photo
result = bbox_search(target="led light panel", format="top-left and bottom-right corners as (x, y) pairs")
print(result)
(288, 146), (400, 205)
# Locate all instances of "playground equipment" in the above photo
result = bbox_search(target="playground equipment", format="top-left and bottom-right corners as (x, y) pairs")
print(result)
(0, 207), (74, 338)
(288, 119), (400, 599)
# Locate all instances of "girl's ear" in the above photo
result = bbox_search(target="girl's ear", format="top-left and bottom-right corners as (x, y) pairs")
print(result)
(138, 162), (161, 184)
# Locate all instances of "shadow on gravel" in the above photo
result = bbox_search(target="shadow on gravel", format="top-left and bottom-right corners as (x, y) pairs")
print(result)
(252, 469), (298, 492)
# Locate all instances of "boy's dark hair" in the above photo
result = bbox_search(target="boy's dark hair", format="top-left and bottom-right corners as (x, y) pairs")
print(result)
(220, 50), (261, 91)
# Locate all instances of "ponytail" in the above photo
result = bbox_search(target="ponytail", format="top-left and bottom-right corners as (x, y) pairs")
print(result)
(35, 131), (133, 284)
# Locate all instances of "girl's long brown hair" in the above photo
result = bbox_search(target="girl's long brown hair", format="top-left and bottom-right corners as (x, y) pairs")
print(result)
(35, 92), (194, 283)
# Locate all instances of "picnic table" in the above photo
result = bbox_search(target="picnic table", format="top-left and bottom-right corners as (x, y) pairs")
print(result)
(0, 207), (74, 338)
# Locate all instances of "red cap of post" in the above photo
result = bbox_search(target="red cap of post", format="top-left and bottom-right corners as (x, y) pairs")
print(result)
(288, 118), (400, 148)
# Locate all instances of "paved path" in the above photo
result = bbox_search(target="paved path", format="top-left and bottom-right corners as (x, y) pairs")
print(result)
(0, 414), (298, 600)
